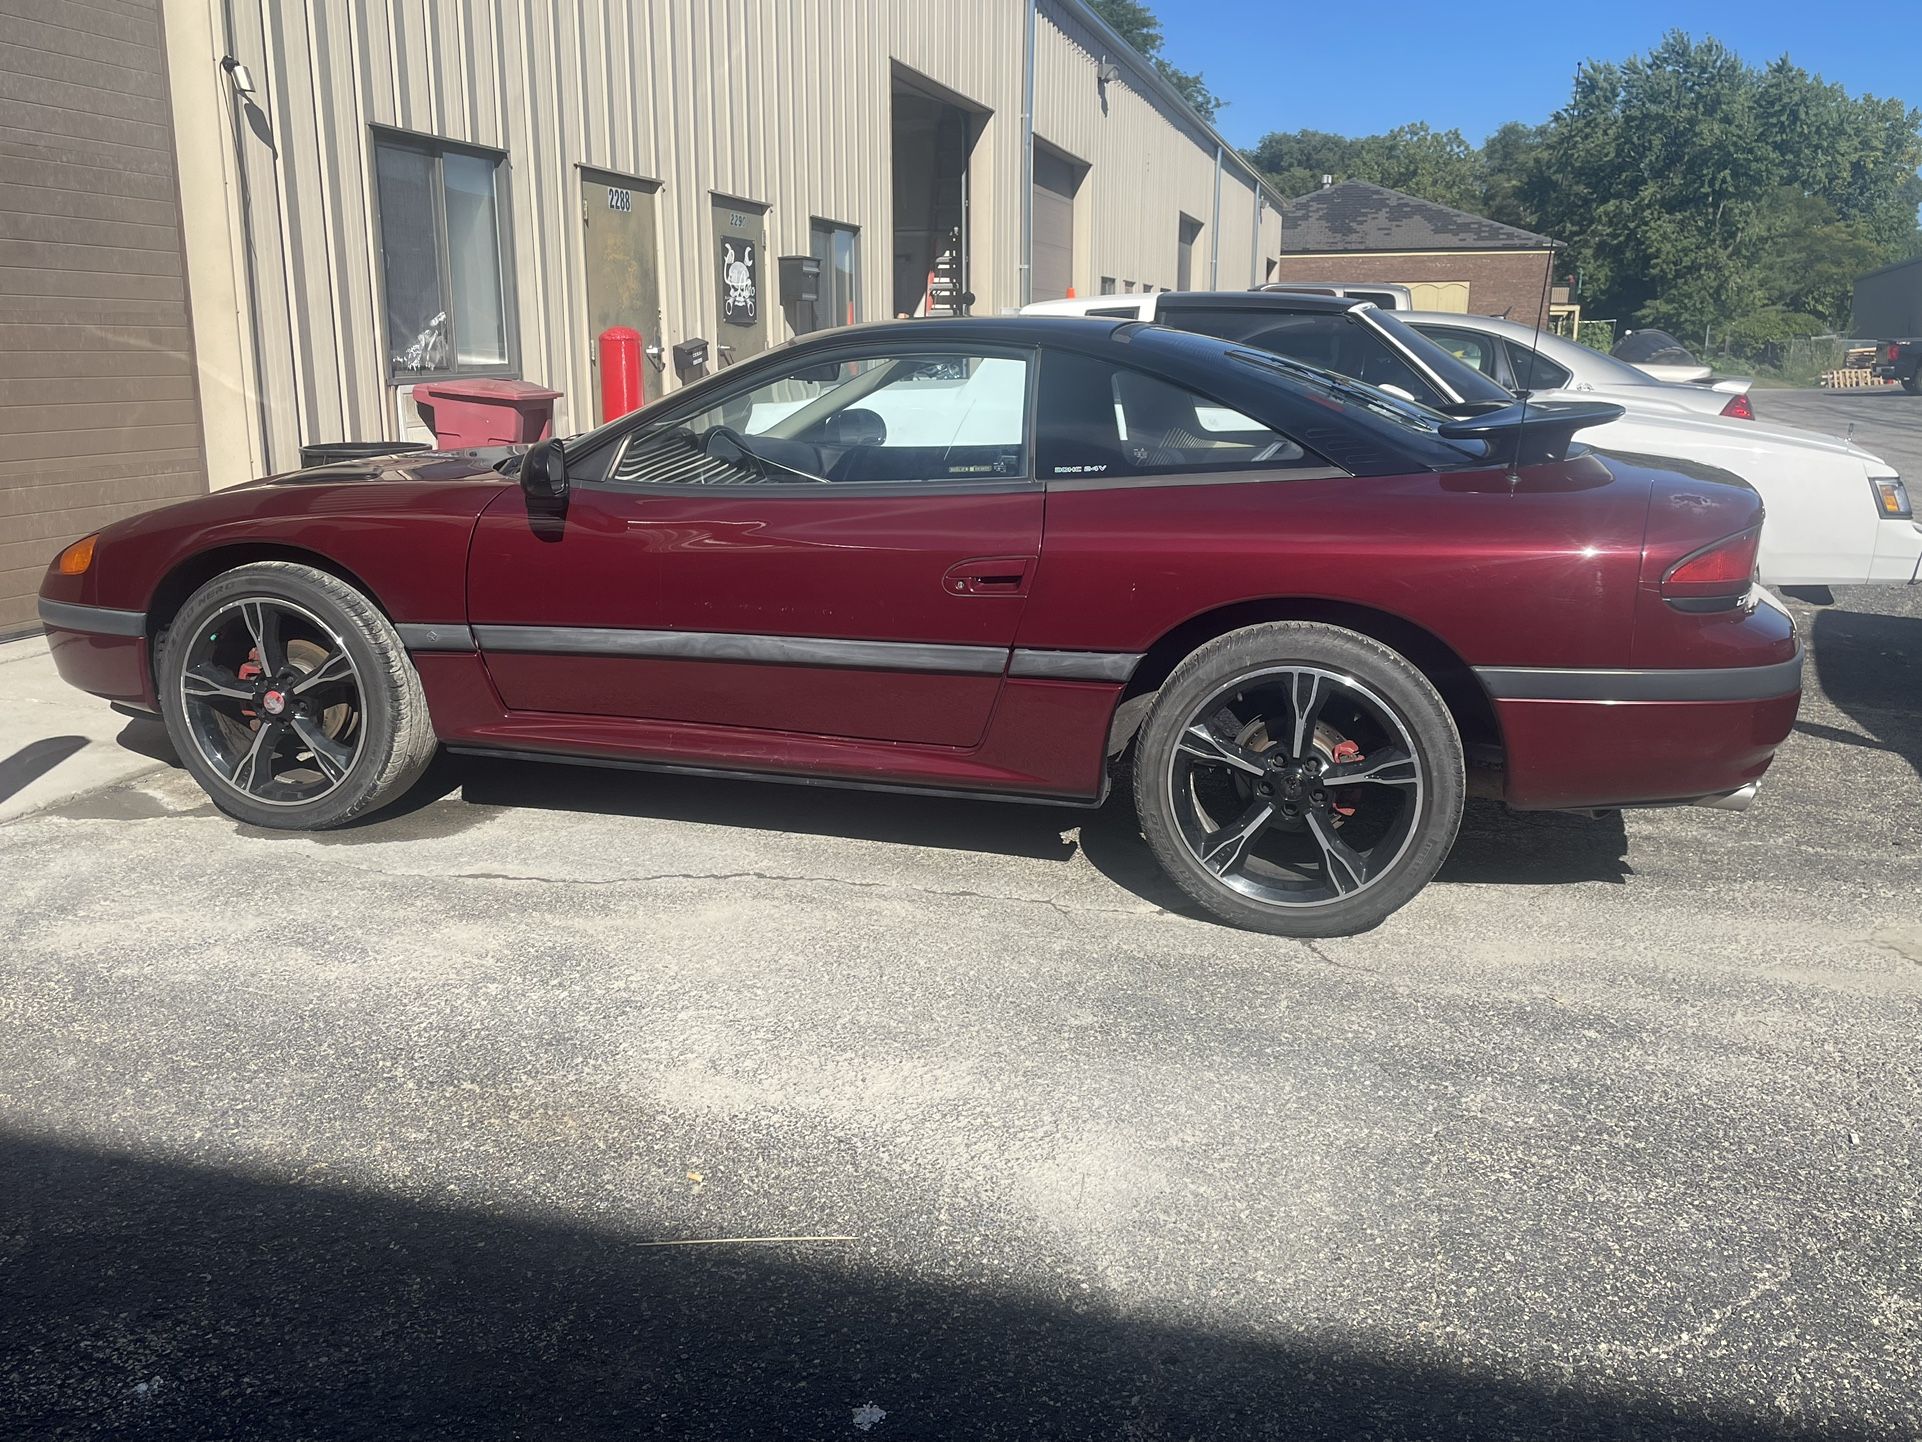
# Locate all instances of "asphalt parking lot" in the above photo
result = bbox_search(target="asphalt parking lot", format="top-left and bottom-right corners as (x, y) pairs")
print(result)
(2, 389), (1919, 1441)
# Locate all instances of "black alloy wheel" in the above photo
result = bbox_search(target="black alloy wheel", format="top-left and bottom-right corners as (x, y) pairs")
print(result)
(158, 563), (439, 829)
(1134, 622), (1464, 936)
(176, 596), (365, 807)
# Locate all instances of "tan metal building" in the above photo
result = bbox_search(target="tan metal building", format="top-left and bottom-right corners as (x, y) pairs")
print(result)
(169, 0), (1283, 476)
(0, 0), (1284, 634)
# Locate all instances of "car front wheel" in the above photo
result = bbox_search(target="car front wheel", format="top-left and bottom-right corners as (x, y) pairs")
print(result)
(1133, 622), (1464, 936)
(156, 562), (438, 830)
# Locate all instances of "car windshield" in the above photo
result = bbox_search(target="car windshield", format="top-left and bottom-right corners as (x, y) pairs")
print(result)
(1554, 337), (1670, 387)
(1225, 347), (1454, 433)
(1612, 329), (1700, 366)
(1159, 301), (1514, 412)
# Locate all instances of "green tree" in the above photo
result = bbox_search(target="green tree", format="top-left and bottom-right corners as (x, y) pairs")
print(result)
(1246, 123), (1482, 209)
(1527, 32), (1922, 335)
(1241, 32), (1922, 340)
(1477, 122), (1545, 231)
(1086, 0), (1225, 121)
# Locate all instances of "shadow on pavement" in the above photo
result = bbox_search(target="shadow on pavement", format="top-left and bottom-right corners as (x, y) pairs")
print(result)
(450, 758), (1634, 907)
(456, 754), (1083, 863)
(1806, 609), (1922, 781)
(0, 735), (88, 805)
(111, 717), (179, 768)
(0, 1129), (1869, 1442)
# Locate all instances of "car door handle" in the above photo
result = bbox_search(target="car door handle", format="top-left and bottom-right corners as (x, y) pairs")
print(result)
(942, 557), (1032, 597)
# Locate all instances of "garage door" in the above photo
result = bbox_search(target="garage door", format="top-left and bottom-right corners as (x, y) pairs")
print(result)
(0, 3), (208, 635)
(1410, 281), (1471, 312)
(1031, 150), (1078, 302)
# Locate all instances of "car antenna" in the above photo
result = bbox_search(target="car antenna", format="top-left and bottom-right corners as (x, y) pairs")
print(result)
(1510, 248), (1559, 491)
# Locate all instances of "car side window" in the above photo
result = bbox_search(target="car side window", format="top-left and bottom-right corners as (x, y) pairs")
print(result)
(1419, 326), (1502, 382)
(1158, 306), (1451, 410)
(610, 351), (1030, 488)
(1037, 349), (1321, 481)
(1503, 342), (1572, 392)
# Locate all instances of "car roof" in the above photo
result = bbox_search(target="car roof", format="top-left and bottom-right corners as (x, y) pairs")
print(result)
(792, 314), (1134, 348)
(1398, 311), (1592, 354)
(1022, 290), (1366, 317)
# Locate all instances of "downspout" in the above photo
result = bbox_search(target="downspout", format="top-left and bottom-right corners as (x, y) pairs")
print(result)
(1251, 190), (1263, 285)
(1019, 0), (1037, 306)
(1209, 143), (1222, 287)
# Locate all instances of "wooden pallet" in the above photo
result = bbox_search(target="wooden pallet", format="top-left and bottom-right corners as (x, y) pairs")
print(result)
(1820, 368), (1891, 388)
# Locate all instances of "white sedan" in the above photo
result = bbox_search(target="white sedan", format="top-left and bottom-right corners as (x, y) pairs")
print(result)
(1023, 292), (1921, 589)
(1406, 312), (1755, 422)
(1399, 310), (1919, 587)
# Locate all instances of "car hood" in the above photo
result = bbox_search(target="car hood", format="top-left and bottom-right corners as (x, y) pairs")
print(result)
(253, 446), (523, 487)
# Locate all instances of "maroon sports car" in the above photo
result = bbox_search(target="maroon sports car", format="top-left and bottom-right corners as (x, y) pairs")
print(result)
(38, 317), (1800, 935)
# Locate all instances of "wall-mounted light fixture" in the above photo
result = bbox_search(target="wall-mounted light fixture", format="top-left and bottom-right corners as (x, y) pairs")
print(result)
(220, 55), (256, 96)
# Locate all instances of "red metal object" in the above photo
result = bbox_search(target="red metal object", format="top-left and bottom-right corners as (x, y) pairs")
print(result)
(597, 326), (643, 421)
(412, 378), (563, 449)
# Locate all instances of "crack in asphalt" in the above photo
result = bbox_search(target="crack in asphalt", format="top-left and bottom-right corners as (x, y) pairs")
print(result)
(304, 855), (1164, 921)
(1297, 938), (1381, 976)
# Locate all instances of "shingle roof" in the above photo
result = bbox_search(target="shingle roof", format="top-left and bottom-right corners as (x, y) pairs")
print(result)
(1279, 179), (1555, 253)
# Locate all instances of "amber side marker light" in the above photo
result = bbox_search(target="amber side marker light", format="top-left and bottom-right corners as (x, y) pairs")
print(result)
(54, 533), (97, 575)
(1871, 477), (1912, 519)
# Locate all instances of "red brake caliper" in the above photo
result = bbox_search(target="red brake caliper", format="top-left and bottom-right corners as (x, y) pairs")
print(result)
(1330, 738), (1363, 817)
(236, 652), (262, 720)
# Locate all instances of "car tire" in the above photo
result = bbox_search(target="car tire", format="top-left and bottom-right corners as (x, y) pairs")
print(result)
(1904, 372), (1920, 395)
(1133, 622), (1464, 936)
(156, 562), (438, 830)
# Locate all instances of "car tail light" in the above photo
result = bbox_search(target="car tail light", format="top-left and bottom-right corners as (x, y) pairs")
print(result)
(1873, 476), (1912, 519)
(1890, 343), (1903, 363)
(1719, 392), (1754, 420)
(53, 533), (97, 575)
(1661, 525), (1760, 609)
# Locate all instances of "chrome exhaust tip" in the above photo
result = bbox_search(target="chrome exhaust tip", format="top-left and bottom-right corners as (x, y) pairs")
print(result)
(1692, 782), (1759, 813)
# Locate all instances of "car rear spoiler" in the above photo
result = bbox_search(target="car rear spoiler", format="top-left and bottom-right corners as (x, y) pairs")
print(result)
(1436, 399), (1626, 465)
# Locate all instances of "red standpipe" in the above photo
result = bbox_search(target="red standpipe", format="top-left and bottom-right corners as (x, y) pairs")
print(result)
(598, 326), (643, 420)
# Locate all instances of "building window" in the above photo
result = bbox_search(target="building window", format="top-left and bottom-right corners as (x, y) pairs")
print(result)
(372, 130), (515, 380)
(806, 219), (859, 333)
(1099, 276), (1116, 295)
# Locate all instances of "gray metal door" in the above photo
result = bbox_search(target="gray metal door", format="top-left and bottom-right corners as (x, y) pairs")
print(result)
(712, 196), (770, 365)
(581, 169), (662, 419)
(1031, 151), (1077, 301)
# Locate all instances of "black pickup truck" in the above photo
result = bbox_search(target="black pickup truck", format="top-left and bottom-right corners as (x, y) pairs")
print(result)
(1872, 339), (1922, 394)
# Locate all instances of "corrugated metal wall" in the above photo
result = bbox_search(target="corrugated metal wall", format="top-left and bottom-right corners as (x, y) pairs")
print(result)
(1033, 2), (1279, 293)
(0, 0), (209, 632)
(197, 0), (1280, 470)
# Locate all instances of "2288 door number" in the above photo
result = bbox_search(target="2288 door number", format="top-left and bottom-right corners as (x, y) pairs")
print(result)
(607, 188), (632, 212)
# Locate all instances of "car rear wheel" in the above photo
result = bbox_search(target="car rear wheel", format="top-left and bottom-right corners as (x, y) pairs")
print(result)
(1133, 622), (1464, 936)
(156, 562), (438, 830)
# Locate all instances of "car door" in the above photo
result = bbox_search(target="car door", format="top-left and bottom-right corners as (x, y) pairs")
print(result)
(466, 342), (1040, 748)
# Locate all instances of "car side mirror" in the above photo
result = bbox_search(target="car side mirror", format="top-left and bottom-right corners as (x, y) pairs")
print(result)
(521, 437), (568, 508)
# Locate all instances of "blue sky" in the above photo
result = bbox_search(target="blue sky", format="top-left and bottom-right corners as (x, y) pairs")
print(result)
(1155, 0), (1922, 149)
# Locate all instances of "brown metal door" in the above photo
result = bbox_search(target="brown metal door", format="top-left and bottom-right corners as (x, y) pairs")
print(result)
(711, 195), (770, 366)
(580, 169), (662, 420)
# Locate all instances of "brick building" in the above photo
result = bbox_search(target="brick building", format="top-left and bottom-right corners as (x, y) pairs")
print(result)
(1268, 179), (1557, 325)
